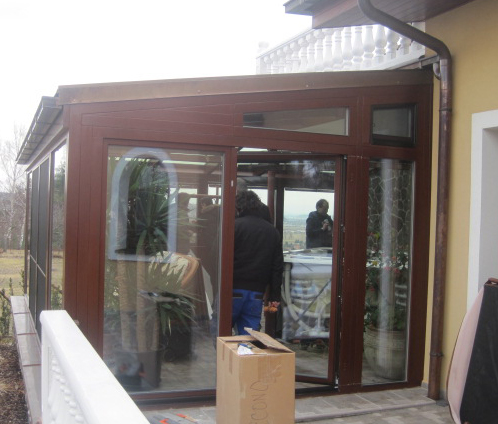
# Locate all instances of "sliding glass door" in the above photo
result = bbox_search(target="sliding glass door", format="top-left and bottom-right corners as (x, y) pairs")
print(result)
(103, 145), (224, 393)
(237, 153), (342, 384)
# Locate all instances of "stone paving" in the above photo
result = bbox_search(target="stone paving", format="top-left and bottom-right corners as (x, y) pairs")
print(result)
(299, 404), (454, 423)
(144, 387), (455, 423)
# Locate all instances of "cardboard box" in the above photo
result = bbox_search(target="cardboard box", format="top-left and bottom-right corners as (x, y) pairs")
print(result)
(216, 329), (295, 424)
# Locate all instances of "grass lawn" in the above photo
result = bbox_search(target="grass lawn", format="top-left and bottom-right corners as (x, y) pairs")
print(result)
(0, 250), (25, 295)
(0, 249), (64, 297)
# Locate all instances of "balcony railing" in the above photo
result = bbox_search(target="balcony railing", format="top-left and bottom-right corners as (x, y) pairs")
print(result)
(41, 310), (149, 424)
(256, 23), (426, 74)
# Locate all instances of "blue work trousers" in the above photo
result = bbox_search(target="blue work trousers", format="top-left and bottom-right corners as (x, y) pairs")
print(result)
(232, 289), (264, 335)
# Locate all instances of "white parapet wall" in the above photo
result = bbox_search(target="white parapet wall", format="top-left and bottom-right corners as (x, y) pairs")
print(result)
(256, 23), (426, 74)
(41, 310), (149, 424)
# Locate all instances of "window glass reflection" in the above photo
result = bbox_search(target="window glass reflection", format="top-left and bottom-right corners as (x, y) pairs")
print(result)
(372, 105), (415, 147)
(103, 146), (223, 393)
(363, 159), (413, 384)
(244, 108), (349, 136)
(50, 144), (66, 310)
(26, 174), (31, 300)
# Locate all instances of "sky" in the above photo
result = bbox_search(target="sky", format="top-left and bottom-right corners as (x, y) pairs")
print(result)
(0, 0), (311, 142)
(254, 188), (335, 219)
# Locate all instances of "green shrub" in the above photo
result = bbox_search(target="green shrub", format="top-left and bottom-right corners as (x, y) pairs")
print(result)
(0, 280), (14, 341)
(0, 272), (25, 342)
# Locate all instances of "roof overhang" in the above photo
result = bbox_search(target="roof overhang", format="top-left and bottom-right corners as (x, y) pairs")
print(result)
(17, 70), (432, 165)
(56, 70), (431, 106)
(284, 0), (477, 28)
(16, 96), (61, 165)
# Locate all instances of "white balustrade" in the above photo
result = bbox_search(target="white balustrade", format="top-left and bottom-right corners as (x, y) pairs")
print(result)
(323, 29), (333, 71)
(352, 26), (365, 69)
(332, 28), (343, 70)
(298, 37), (309, 72)
(314, 30), (325, 71)
(363, 25), (375, 68)
(288, 41), (298, 72)
(306, 31), (316, 72)
(41, 310), (149, 424)
(373, 25), (387, 65)
(256, 23), (426, 74)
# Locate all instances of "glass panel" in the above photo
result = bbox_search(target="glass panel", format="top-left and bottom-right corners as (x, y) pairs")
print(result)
(37, 160), (49, 275)
(33, 159), (50, 334)
(50, 144), (66, 309)
(362, 159), (413, 385)
(243, 108), (349, 136)
(237, 159), (335, 379)
(371, 105), (415, 147)
(25, 173), (31, 296)
(28, 257), (36, 323)
(28, 169), (37, 321)
(29, 168), (39, 265)
(103, 146), (223, 393)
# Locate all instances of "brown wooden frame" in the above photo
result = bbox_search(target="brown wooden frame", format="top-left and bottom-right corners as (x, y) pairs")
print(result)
(22, 70), (433, 401)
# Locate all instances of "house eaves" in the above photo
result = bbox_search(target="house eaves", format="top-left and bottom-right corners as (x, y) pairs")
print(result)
(56, 71), (430, 106)
(284, 0), (477, 28)
(18, 70), (431, 167)
(16, 96), (61, 165)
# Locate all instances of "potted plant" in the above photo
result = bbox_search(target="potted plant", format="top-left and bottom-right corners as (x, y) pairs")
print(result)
(144, 253), (198, 363)
(113, 157), (198, 389)
(363, 231), (409, 380)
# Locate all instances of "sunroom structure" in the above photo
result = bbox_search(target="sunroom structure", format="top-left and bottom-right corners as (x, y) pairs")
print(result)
(18, 69), (433, 402)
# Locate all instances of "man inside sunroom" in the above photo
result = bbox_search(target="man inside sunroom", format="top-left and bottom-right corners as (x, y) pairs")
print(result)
(305, 199), (333, 249)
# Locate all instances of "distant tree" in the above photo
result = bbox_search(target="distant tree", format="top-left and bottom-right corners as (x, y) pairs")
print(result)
(0, 126), (26, 250)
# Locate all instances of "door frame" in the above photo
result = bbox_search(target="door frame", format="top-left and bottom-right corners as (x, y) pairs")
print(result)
(235, 151), (346, 385)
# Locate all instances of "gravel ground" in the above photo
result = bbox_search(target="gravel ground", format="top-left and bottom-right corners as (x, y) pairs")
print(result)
(0, 341), (29, 424)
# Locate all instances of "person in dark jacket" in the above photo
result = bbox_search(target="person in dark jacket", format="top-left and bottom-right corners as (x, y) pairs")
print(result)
(232, 190), (283, 335)
(306, 199), (333, 249)
(236, 177), (272, 223)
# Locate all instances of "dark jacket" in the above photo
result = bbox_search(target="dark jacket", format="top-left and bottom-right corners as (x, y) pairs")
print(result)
(233, 214), (283, 302)
(306, 211), (333, 248)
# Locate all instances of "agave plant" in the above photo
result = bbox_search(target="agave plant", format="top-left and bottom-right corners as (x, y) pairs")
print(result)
(125, 158), (171, 256)
(146, 254), (197, 336)
(116, 157), (197, 352)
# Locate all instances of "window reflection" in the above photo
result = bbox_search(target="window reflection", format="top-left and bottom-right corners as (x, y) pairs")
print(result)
(372, 105), (415, 147)
(26, 174), (31, 299)
(363, 159), (412, 384)
(103, 146), (223, 393)
(243, 107), (349, 136)
(50, 144), (66, 310)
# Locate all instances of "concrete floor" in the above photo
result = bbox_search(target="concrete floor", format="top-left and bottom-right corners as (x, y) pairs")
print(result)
(143, 387), (454, 423)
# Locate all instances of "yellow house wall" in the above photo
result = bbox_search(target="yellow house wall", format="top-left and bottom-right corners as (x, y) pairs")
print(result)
(424, 0), (498, 392)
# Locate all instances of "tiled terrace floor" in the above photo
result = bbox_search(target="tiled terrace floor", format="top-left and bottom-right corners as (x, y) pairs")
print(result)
(12, 296), (454, 424)
(144, 387), (454, 423)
